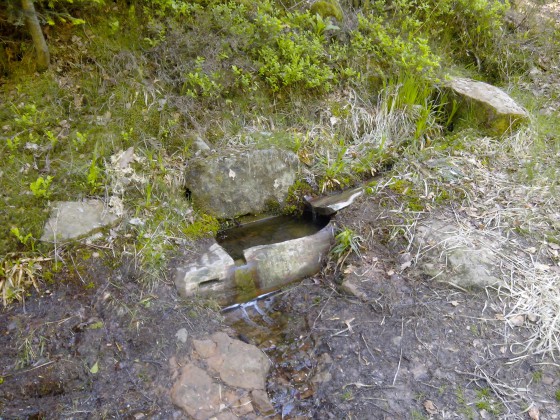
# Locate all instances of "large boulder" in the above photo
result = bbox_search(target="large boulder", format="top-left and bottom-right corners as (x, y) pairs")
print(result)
(185, 148), (299, 218)
(447, 77), (528, 136)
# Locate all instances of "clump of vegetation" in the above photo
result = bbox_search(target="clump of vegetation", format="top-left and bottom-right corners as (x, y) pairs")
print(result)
(332, 227), (363, 266)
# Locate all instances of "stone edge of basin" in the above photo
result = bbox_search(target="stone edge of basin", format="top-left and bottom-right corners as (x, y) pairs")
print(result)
(305, 187), (364, 216)
(174, 222), (335, 304)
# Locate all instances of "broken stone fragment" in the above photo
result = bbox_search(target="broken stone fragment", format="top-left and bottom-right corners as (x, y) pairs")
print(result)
(251, 389), (275, 415)
(40, 200), (120, 242)
(243, 224), (334, 292)
(174, 224), (334, 305)
(447, 77), (528, 136)
(170, 363), (222, 420)
(175, 242), (235, 298)
(185, 148), (298, 218)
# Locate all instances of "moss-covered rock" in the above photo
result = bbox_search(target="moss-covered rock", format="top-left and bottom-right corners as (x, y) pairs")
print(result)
(310, 0), (343, 21)
(446, 77), (528, 136)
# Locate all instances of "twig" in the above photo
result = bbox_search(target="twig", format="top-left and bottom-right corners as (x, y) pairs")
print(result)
(312, 290), (334, 331)
(392, 317), (404, 386)
(361, 333), (378, 361)
(2, 360), (55, 378)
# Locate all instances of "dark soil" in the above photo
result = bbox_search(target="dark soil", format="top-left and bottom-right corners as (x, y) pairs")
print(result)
(0, 255), (223, 419)
(2, 192), (559, 419)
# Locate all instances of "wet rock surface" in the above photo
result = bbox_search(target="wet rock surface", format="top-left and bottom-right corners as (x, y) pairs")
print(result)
(171, 332), (271, 419)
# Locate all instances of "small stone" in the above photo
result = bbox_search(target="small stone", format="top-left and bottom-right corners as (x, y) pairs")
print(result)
(528, 313), (539, 323)
(509, 315), (525, 327)
(542, 375), (554, 385)
(175, 328), (189, 344)
(412, 363), (429, 381)
(251, 390), (275, 415)
(318, 353), (333, 364)
(232, 395), (253, 416)
(340, 277), (367, 301)
(311, 370), (332, 384)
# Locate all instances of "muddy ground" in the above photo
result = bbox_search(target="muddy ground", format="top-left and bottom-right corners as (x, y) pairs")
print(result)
(1, 187), (559, 420)
(2, 3), (560, 417)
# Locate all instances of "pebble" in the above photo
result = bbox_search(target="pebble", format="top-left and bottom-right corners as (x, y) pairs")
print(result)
(175, 328), (189, 344)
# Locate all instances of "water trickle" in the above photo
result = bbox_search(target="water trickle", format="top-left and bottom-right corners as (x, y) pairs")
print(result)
(223, 291), (318, 417)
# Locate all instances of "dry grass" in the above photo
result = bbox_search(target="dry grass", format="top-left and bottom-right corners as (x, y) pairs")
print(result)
(396, 123), (560, 359)
(0, 256), (50, 306)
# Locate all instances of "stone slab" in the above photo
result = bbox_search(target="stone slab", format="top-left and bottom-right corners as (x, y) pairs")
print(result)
(243, 224), (334, 291)
(305, 187), (364, 216)
(175, 243), (236, 297)
(40, 200), (120, 242)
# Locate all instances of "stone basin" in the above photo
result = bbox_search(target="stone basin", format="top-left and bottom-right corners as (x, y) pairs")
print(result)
(175, 215), (334, 305)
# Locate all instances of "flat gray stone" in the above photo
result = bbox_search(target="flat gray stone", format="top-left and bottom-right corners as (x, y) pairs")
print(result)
(40, 200), (120, 242)
(185, 148), (298, 218)
(448, 77), (528, 135)
(414, 218), (501, 288)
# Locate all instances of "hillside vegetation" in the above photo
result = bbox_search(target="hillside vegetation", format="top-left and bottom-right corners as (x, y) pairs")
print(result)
(0, 0), (558, 300)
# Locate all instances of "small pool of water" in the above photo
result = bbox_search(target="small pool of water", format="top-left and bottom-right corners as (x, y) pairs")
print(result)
(216, 212), (330, 260)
